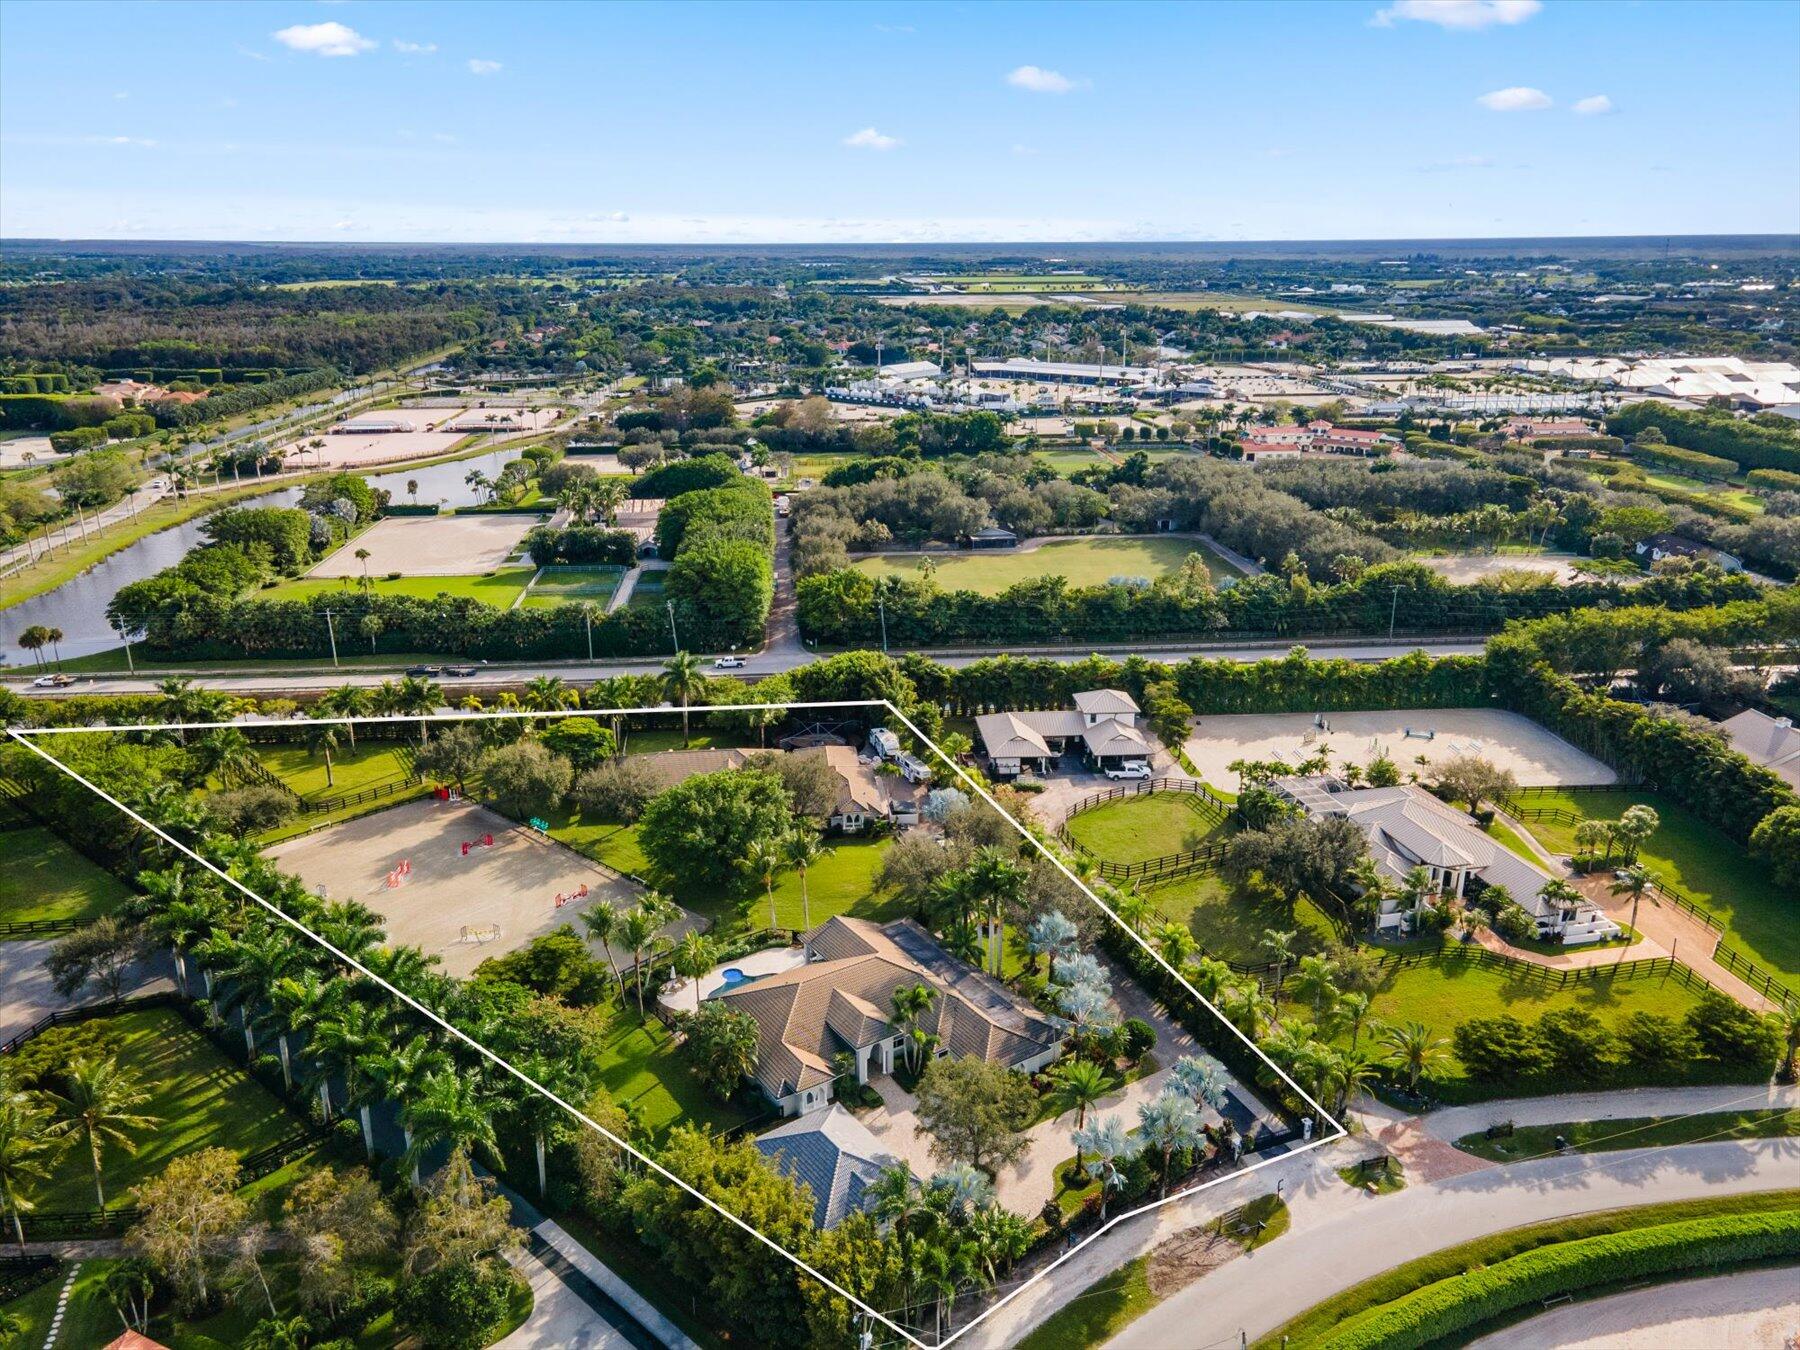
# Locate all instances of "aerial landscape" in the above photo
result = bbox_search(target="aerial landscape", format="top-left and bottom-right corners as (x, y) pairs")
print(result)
(2, 1), (1799, 1347)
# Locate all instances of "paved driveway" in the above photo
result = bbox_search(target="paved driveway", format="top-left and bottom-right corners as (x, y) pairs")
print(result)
(0, 939), (173, 1041)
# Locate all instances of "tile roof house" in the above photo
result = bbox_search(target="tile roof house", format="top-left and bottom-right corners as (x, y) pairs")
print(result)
(802, 744), (923, 833)
(753, 1104), (900, 1228)
(1634, 533), (1743, 573)
(716, 916), (1064, 1116)
(974, 689), (1152, 777)
(1274, 778), (1621, 944)
(1718, 709), (1800, 793)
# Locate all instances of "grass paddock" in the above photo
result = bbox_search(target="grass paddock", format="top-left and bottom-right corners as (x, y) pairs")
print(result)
(851, 536), (1238, 593)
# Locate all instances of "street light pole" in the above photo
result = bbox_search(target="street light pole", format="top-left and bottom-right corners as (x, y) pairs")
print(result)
(117, 622), (135, 674)
(878, 595), (888, 654)
(665, 600), (680, 654)
(323, 610), (340, 668)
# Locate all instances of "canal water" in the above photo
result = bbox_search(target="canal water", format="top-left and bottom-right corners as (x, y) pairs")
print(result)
(1, 449), (528, 664)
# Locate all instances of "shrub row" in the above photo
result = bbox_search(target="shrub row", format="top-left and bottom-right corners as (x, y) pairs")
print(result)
(1608, 402), (1800, 475)
(0, 373), (72, 394)
(1532, 434), (1623, 453)
(1628, 441), (1739, 480)
(631, 450), (740, 499)
(523, 523), (638, 567)
(1748, 467), (1800, 492)
(1320, 1209), (1800, 1350)
(148, 367), (340, 428)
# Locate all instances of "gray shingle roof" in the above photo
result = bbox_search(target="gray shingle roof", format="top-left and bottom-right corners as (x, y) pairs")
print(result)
(753, 1104), (899, 1228)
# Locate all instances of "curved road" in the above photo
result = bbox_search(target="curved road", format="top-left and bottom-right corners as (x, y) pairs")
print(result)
(1109, 1137), (1800, 1350)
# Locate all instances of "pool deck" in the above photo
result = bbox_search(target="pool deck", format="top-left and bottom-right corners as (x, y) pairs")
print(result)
(656, 943), (806, 1012)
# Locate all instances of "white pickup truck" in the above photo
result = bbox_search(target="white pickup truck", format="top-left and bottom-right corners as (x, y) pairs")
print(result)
(1103, 761), (1152, 781)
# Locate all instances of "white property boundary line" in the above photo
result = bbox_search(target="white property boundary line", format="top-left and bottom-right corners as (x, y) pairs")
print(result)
(9, 699), (1344, 1349)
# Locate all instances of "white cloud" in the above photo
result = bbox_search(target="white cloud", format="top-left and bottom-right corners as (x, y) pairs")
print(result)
(1572, 94), (1615, 115)
(332, 219), (355, 231)
(88, 135), (157, 148)
(842, 126), (901, 150)
(394, 40), (438, 54)
(466, 58), (502, 75)
(608, 211), (630, 222)
(1372, 0), (1540, 29)
(1477, 86), (1553, 111)
(1006, 64), (1085, 94)
(271, 22), (377, 58)
(236, 45), (270, 62)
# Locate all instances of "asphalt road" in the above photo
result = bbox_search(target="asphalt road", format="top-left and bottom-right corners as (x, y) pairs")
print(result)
(4, 638), (1489, 697)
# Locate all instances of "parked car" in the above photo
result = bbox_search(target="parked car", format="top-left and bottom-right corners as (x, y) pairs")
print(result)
(405, 664), (443, 677)
(1104, 761), (1152, 781)
(713, 656), (746, 669)
(31, 674), (75, 688)
(443, 664), (482, 677)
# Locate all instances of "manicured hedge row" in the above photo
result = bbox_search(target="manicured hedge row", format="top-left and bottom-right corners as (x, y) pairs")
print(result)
(631, 451), (740, 499)
(524, 523), (638, 566)
(1748, 467), (1800, 492)
(148, 367), (340, 429)
(1629, 441), (1739, 480)
(1609, 402), (1800, 475)
(0, 373), (72, 394)
(1532, 435), (1622, 453)
(1319, 1209), (1800, 1350)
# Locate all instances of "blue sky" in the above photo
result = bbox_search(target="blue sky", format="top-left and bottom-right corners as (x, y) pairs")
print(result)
(2, 0), (1796, 242)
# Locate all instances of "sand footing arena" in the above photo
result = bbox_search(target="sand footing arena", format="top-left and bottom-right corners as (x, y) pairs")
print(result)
(264, 797), (686, 977)
(1183, 708), (1617, 792)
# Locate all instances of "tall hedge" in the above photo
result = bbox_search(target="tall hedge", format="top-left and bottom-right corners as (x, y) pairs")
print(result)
(1320, 1209), (1800, 1350)
(1628, 441), (1738, 480)
(631, 451), (740, 500)
(1608, 402), (1800, 475)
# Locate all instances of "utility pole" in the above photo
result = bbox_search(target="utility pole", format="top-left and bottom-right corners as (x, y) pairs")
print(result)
(324, 610), (340, 668)
(1389, 585), (1402, 640)
(877, 595), (888, 654)
(584, 606), (594, 661)
(666, 599), (680, 653)
(117, 622), (135, 674)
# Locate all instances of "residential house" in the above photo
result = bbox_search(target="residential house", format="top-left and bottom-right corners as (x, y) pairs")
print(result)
(1634, 533), (1743, 573)
(1718, 709), (1800, 793)
(715, 916), (1064, 1116)
(974, 688), (1152, 777)
(1273, 778), (1622, 945)
(754, 1104), (900, 1228)
(805, 744), (924, 833)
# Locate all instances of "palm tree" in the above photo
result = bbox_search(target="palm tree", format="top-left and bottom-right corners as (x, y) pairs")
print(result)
(310, 1000), (385, 1158)
(580, 904), (628, 1003)
(267, 971), (344, 1119)
(367, 1034), (449, 1185)
(672, 931), (715, 1012)
(867, 1161), (923, 1235)
(1326, 1046), (1382, 1116)
(966, 847), (1025, 977)
(1138, 1088), (1204, 1197)
(782, 829), (833, 933)
(524, 675), (572, 714)
(401, 1072), (497, 1182)
(889, 983), (937, 1073)
(618, 905), (663, 1018)
(744, 837), (785, 931)
(0, 1091), (59, 1251)
(407, 478), (419, 504)
(43, 626), (64, 667)
(1023, 909), (1078, 976)
(307, 721), (342, 790)
(1155, 921), (1197, 969)
(42, 1058), (158, 1208)
(1072, 1115), (1139, 1221)
(509, 1057), (580, 1199)
(1609, 864), (1651, 952)
(1171, 1054), (1229, 1111)
(1261, 929), (1298, 1003)
(393, 674), (443, 746)
(1288, 954), (1340, 1018)
(661, 650), (707, 746)
(1112, 885), (1154, 936)
(1615, 805), (1661, 864)
(1339, 992), (1373, 1049)
(1045, 1059), (1116, 1149)
(354, 547), (372, 586)
(317, 685), (369, 750)
(16, 625), (48, 672)
(1382, 1020), (1448, 1094)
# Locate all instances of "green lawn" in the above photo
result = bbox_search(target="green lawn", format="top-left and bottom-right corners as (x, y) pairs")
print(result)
(521, 564), (625, 610)
(851, 536), (1239, 593)
(1064, 793), (1231, 866)
(546, 809), (898, 936)
(595, 1017), (750, 1138)
(262, 568), (535, 607)
(1514, 788), (1799, 982)
(20, 1008), (301, 1212)
(626, 568), (667, 609)
(1343, 951), (1714, 1099)
(251, 741), (416, 802)
(0, 825), (133, 926)
(1147, 872), (1338, 966)
(1456, 1108), (1800, 1163)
